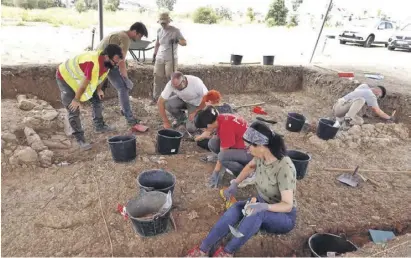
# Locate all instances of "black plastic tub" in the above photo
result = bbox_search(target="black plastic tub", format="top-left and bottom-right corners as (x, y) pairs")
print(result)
(126, 191), (172, 237)
(287, 150), (311, 180)
(230, 54), (243, 65)
(286, 113), (306, 132)
(156, 129), (183, 155)
(308, 233), (358, 257)
(137, 169), (176, 194)
(263, 55), (275, 65)
(317, 118), (339, 140)
(107, 135), (136, 162)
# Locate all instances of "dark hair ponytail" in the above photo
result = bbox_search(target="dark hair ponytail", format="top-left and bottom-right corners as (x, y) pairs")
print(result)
(248, 121), (287, 160)
(267, 132), (286, 160)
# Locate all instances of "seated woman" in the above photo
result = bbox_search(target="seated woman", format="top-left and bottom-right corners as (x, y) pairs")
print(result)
(187, 121), (297, 257)
(195, 90), (234, 151)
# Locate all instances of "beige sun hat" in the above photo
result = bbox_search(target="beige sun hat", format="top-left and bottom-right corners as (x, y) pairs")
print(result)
(158, 12), (172, 23)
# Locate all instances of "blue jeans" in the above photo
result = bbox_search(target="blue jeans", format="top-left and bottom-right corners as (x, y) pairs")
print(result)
(107, 68), (135, 123)
(199, 196), (297, 254)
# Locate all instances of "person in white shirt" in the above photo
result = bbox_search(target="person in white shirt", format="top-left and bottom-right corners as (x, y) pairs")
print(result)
(157, 71), (208, 133)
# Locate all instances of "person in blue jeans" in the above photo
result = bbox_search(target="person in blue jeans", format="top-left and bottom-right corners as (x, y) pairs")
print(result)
(187, 121), (297, 257)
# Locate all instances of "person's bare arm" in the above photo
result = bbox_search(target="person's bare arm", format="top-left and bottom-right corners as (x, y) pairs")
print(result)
(234, 159), (256, 183)
(157, 97), (171, 126)
(267, 190), (294, 213)
(154, 39), (160, 55)
(371, 106), (391, 120)
(178, 38), (187, 46)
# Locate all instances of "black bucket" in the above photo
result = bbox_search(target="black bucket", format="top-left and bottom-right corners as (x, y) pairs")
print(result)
(286, 113), (306, 132)
(308, 233), (358, 257)
(287, 150), (311, 180)
(263, 55), (275, 65)
(316, 118), (339, 140)
(156, 129), (183, 155)
(230, 54), (243, 65)
(126, 191), (172, 237)
(108, 135), (136, 162)
(137, 169), (176, 194)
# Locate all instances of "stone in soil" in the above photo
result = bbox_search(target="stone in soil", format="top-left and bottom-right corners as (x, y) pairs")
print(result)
(24, 127), (47, 151)
(17, 95), (36, 111)
(39, 149), (54, 167)
(2, 132), (18, 143)
(11, 146), (38, 165)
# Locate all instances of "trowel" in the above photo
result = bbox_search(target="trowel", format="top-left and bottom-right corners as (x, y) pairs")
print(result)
(337, 166), (361, 187)
(228, 197), (256, 238)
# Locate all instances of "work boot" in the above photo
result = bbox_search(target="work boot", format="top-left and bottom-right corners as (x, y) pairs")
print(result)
(77, 139), (92, 151)
(127, 118), (142, 127)
(94, 120), (116, 133)
(341, 117), (353, 131)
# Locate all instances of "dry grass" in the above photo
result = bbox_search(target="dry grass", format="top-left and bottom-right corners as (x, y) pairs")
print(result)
(1, 6), (194, 28)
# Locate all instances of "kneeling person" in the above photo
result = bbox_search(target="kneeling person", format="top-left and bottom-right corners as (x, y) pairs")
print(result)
(157, 71), (208, 133)
(56, 44), (122, 150)
(333, 84), (393, 127)
(195, 106), (253, 187)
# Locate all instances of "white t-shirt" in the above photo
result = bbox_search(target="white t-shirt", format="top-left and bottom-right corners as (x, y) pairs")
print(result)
(161, 75), (208, 106)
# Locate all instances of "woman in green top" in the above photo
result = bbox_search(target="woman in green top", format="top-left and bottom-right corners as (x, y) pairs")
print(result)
(187, 121), (297, 257)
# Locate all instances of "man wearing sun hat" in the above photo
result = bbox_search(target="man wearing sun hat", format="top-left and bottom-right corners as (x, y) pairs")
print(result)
(151, 12), (187, 105)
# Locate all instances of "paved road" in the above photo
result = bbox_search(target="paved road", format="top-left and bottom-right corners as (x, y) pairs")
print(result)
(1, 24), (410, 82)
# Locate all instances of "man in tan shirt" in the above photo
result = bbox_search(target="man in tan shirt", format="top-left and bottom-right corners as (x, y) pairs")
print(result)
(151, 13), (186, 105)
(96, 22), (148, 126)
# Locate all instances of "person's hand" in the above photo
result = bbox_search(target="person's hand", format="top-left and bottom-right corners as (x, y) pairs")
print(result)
(169, 38), (179, 45)
(97, 89), (104, 100)
(386, 116), (395, 123)
(152, 54), (156, 64)
(223, 180), (238, 200)
(189, 112), (197, 121)
(209, 171), (220, 188)
(68, 99), (81, 112)
(163, 121), (171, 129)
(245, 202), (269, 216)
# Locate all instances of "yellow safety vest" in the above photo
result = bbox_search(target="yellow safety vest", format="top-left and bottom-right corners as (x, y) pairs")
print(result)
(58, 51), (108, 102)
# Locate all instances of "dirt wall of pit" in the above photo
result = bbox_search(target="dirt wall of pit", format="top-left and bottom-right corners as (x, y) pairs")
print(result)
(2, 64), (410, 123)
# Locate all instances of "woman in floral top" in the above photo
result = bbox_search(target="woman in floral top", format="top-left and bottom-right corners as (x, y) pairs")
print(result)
(187, 121), (297, 257)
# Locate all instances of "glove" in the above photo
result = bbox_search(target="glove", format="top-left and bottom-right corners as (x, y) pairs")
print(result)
(245, 202), (269, 216)
(209, 171), (220, 188)
(223, 180), (238, 200)
(152, 54), (156, 64)
(169, 38), (179, 45)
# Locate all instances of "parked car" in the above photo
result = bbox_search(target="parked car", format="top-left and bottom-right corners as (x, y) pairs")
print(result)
(387, 23), (411, 51)
(338, 19), (395, 47)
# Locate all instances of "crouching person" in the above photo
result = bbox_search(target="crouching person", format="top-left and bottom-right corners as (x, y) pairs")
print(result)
(333, 84), (393, 128)
(195, 106), (252, 188)
(56, 44), (122, 150)
(157, 71), (208, 133)
(187, 121), (297, 257)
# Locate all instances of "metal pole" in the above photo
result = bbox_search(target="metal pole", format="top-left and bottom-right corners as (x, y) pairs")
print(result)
(309, 0), (333, 63)
(98, 0), (103, 40)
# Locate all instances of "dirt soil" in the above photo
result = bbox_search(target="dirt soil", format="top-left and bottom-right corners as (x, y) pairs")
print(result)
(2, 85), (411, 256)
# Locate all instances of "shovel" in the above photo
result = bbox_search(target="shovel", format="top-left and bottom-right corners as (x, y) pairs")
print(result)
(337, 166), (361, 187)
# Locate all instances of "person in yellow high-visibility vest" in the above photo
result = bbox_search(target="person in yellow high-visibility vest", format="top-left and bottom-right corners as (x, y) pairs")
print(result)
(56, 44), (123, 150)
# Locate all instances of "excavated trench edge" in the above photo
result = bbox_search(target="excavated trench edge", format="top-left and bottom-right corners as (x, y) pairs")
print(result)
(292, 219), (411, 257)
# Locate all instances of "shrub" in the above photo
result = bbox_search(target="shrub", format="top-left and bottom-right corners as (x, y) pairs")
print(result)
(288, 14), (298, 27)
(75, 0), (86, 13)
(266, 17), (276, 27)
(192, 6), (218, 24)
(13, 0), (38, 9)
(246, 7), (255, 22)
(2, 0), (15, 6)
(104, 0), (119, 11)
(265, 0), (288, 26)
(215, 6), (232, 20)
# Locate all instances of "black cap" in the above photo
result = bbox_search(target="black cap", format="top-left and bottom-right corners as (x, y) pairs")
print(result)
(377, 85), (386, 99)
(194, 106), (219, 128)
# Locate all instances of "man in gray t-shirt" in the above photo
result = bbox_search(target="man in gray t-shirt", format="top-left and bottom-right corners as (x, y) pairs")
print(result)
(333, 84), (393, 127)
(151, 12), (186, 104)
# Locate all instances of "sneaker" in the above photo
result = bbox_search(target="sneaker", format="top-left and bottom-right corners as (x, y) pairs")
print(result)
(127, 118), (141, 127)
(238, 172), (256, 188)
(212, 246), (233, 257)
(95, 123), (116, 133)
(186, 246), (207, 257)
(78, 140), (92, 151)
(200, 154), (218, 163)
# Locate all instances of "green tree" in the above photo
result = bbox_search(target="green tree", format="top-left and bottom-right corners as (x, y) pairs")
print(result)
(13, 0), (38, 9)
(75, 0), (87, 12)
(104, 0), (119, 11)
(288, 14), (298, 27)
(246, 7), (255, 22)
(192, 6), (218, 24)
(291, 0), (303, 12)
(265, 0), (288, 26)
(156, 0), (176, 11)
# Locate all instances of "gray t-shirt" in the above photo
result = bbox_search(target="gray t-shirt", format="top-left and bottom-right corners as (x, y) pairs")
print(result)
(161, 75), (208, 106)
(156, 26), (184, 61)
(343, 84), (379, 107)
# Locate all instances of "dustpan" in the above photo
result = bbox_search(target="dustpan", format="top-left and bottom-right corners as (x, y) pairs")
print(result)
(337, 166), (361, 187)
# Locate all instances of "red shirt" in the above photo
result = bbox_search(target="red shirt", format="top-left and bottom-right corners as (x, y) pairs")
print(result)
(217, 114), (248, 149)
(56, 55), (108, 81)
